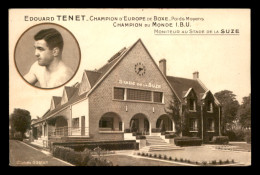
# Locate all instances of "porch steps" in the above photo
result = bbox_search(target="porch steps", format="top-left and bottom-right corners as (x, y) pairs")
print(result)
(143, 135), (182, 152)
(146, 136), (168, 146)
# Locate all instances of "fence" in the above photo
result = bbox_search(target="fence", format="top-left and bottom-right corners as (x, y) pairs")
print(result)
(48, 127), (89, 137)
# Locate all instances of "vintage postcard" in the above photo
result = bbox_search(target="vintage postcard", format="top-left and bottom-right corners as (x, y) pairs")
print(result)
(9, 8), (251, 166)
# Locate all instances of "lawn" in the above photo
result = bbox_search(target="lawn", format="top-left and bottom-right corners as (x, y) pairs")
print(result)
(102, 154), (182, 166)
(229, 142), (251, 152)
(150, 145), (251, 165)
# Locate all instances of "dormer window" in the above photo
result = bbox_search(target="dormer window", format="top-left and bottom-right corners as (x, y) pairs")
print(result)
(189, 99), (196, 111)
(207, 101), (213, 112)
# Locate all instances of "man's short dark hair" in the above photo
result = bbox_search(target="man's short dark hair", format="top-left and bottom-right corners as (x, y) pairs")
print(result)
(34, 28), (64, 51)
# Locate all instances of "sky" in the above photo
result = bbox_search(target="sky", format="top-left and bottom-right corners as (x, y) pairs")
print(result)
(9, 9), (250, 119)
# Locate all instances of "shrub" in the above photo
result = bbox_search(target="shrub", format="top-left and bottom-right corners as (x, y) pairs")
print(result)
(244, 130), (251, 143)
(225, 159), (229, 164)
(68, 140), (139, 151)
(87, 158), (97, 166)
(211, 160), (217, 165)
(149, 154), (152, 157)
(152, 128), (161, 133)
(169, 156), (172, 160)
(154, 154), (157, 158)
(52, 145), (112, 166)
(158, 154), (162, 159)
(225, 129), (250, 142)
(136, 135), (146, 140)
(231, 159), (235, 163)
(219, 160), (222, 165)
(164, 155), (167, 160)
(145, 153), (148, 156)
(212, 136), (229, 144)
(141, 152), (145, 156)
(180, 158), (183, 162)
(174, 157), (178, 161)
(124, 128), (131, 133)
(202, 161), (207, 165)
(165, 134), (175, 139)
(174, 137), (202, 146)
(161, 131), (166, 135)
(137, 152), (141, 155)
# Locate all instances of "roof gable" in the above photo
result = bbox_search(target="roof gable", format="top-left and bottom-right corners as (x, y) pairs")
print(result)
(61, 86), (77, 105)
(167, 76), (206, 103)
(78, 71), (92, 95)
(183, 88), (198, 99)
(85, 70), (102, 87)
(85, 39), (181, 102)
(50, 96), (61, 110)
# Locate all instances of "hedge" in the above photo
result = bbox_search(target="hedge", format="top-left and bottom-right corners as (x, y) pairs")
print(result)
(124, 129), (131, 133)
(53, 146), (113, 166)
(165, 134), (174, 139)
(132, 132), (143, 136)
(212, 136), (229, 144)
(136, 135), (146, 140)
(152, 128), (161, 133)
(53, 140), (139, 152)
(224, 129), (251, 142)
(174, 137), (202, 146)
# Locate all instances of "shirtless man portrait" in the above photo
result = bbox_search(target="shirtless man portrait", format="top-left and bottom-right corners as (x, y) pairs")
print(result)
(24, 28), (74, 88)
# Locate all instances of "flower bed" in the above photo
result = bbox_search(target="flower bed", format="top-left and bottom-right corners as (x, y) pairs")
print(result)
(136, 152), (237, 166)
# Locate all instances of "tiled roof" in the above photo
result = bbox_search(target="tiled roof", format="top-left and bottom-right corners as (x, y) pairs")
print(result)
(166, 76), (206, 102)
(64, 86), (78, 100)
(52, 96), (62, 107)
(84, 70), (102, 87)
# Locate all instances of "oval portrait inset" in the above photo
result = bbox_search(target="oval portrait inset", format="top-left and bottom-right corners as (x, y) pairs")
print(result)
(14, 23), (81, 89)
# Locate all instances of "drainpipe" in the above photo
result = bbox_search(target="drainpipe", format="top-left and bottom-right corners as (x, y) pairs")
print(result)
(179, 104), (183, 137)
(201, 103), (204, 141)
(219, 106), (221, 136)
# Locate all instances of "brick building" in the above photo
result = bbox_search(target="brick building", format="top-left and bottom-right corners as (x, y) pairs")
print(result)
(31, 39), (222, 147)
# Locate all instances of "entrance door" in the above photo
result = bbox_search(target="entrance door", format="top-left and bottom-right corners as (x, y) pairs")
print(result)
(130, 119), (139, 132)
(81, 116), (85, 136)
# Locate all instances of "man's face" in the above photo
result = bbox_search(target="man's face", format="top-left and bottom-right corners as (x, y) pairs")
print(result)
(34, 39), (54, 66)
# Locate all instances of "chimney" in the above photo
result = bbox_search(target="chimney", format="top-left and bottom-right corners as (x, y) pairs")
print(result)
(193, 71), (199, 79)
(159, 59), (167, 76)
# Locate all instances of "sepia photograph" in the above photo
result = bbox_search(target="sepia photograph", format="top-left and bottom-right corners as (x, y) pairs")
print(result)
(9, 8), (251, 166)
(14, 23), (81, 89)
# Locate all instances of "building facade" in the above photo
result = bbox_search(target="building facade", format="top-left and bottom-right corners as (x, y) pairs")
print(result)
(31, 39), (222, 146)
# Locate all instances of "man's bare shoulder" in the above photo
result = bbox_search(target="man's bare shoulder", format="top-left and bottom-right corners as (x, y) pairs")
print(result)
(31, 61), (45, 73)
(56, 63), (74, 82)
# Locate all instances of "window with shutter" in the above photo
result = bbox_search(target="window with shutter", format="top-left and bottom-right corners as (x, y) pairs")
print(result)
(127, 89), (152, 101)
(114, 87), (124, 100)
(154, 92), (163, 103)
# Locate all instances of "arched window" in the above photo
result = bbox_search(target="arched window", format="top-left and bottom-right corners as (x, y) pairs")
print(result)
(99, 113), (122, 131)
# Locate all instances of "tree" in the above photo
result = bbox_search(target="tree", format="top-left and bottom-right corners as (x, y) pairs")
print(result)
(214, 90), (240, 133)
(165, 95), (183, 135)
(10, 108), (31, 138)
(238, 94), (251, 129)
